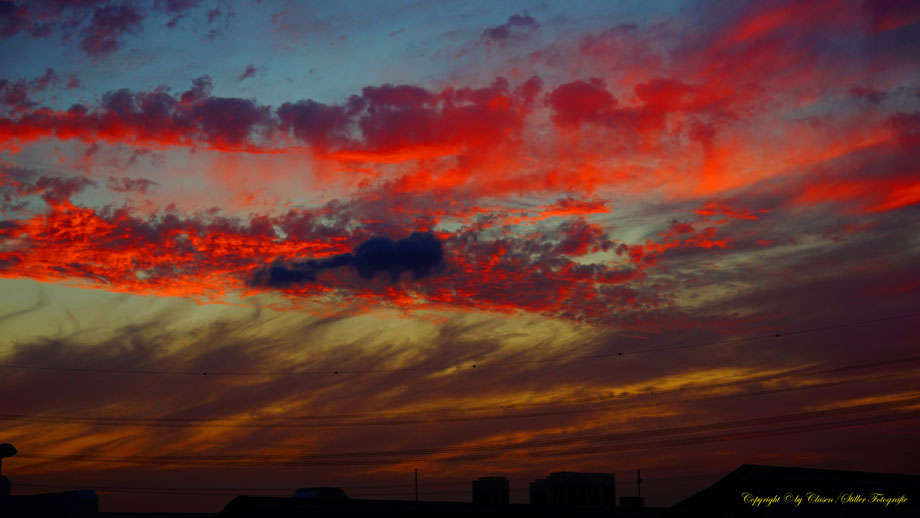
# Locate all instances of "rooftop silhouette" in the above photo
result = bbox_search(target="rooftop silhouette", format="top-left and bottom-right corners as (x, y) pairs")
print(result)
(2, 439), (919, 517)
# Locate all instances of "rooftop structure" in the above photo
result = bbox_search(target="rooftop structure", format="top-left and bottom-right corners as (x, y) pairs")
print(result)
(529, 472), (616, 507)
(472, 476), (510, 505)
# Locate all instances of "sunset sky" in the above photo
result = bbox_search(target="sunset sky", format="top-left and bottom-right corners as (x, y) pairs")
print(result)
(1, 0), (919, 512)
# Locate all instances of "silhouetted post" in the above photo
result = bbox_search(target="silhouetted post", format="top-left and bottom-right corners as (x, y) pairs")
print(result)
(0, 443), (16, 498)
(414, 468), (418, 502)
(637, 469), (643, 498)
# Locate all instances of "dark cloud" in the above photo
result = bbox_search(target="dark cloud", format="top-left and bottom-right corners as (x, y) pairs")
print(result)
(861, 0), (920, 33)
(79, 2), (145, 57)
(0, 220), (20, 233)
(3, 75), (537, 156)
(277, 77), (535, 155)
(0, 163), (95, 206)
(360, 84), (436, 108)
(205, 6), (221, 24)
(276, 100), (350, 151)
(236, 64), (258, 82)
(0, 1), (47, 38)
(65, 74), (81, 89)
(180, 74), (213, 104)
(28, 68), (59, 92)
(30, 175), (97, 203)
(0, 0), (204, 57)
(554, 219), (613, 256)
(1, 76), (273, 149)
(106, 176), (159, 194)
(191, 96), (271, 146)
(849, 85), (887, 103)
(0, 68), (76, 113)
(348, 77), (528, 156)
(0, 79), (32, 112)
(154, 0), (202, 27)
(350, 232), (444, 279)
(262, 232), (444, 287)
(155, 0), (203, 14)
(482, 13), (539, 43)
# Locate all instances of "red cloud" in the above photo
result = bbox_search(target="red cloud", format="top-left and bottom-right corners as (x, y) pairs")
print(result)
(1, 76), (539, 162)
(695, 201), (768, 221)
(547, 78), (617, 127)
(0, 199), (351, 299)
(0, 77), (274, 152)
(795, 175), (920, 213)
(0, 191), (665, 326)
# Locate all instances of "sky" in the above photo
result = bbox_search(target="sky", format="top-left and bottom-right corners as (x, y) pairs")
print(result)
(0, 0), (919, 512)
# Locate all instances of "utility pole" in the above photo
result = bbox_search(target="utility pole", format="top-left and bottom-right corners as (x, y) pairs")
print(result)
(637, 469), (643, 498)
(414, 468), (418, 502)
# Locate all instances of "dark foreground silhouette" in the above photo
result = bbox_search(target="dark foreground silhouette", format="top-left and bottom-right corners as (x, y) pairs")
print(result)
(2, 440), (918, 518)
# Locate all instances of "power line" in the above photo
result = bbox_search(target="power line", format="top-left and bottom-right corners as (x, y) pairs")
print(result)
(15, 395), (920, 466)
(13, 484), (471, 498)
(14, 484), (276, 498)
(3, 365), (917, 428)
(12, 479), (471, 493)
(1, 312), (916, 377)
(517, 412), (920, 460)
(14, 482), (279, 493)
(11, 476), (671, 496)
(15, 411), (919, 467)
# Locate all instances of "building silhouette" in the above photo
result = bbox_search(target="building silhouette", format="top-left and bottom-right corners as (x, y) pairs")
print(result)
(529, 472), (616, 507)
(472, 476), (509, 505)
(620, 496), (645, 508)
(292, 487), (349, 500)
(4, 456), (918, 517)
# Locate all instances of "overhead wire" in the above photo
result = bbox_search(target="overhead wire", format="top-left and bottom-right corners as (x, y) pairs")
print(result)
(12, 479), (470, 493)
(15, 395), (920, 466)
(15, 410), (919, 467)
(10, 476), (670, 496)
